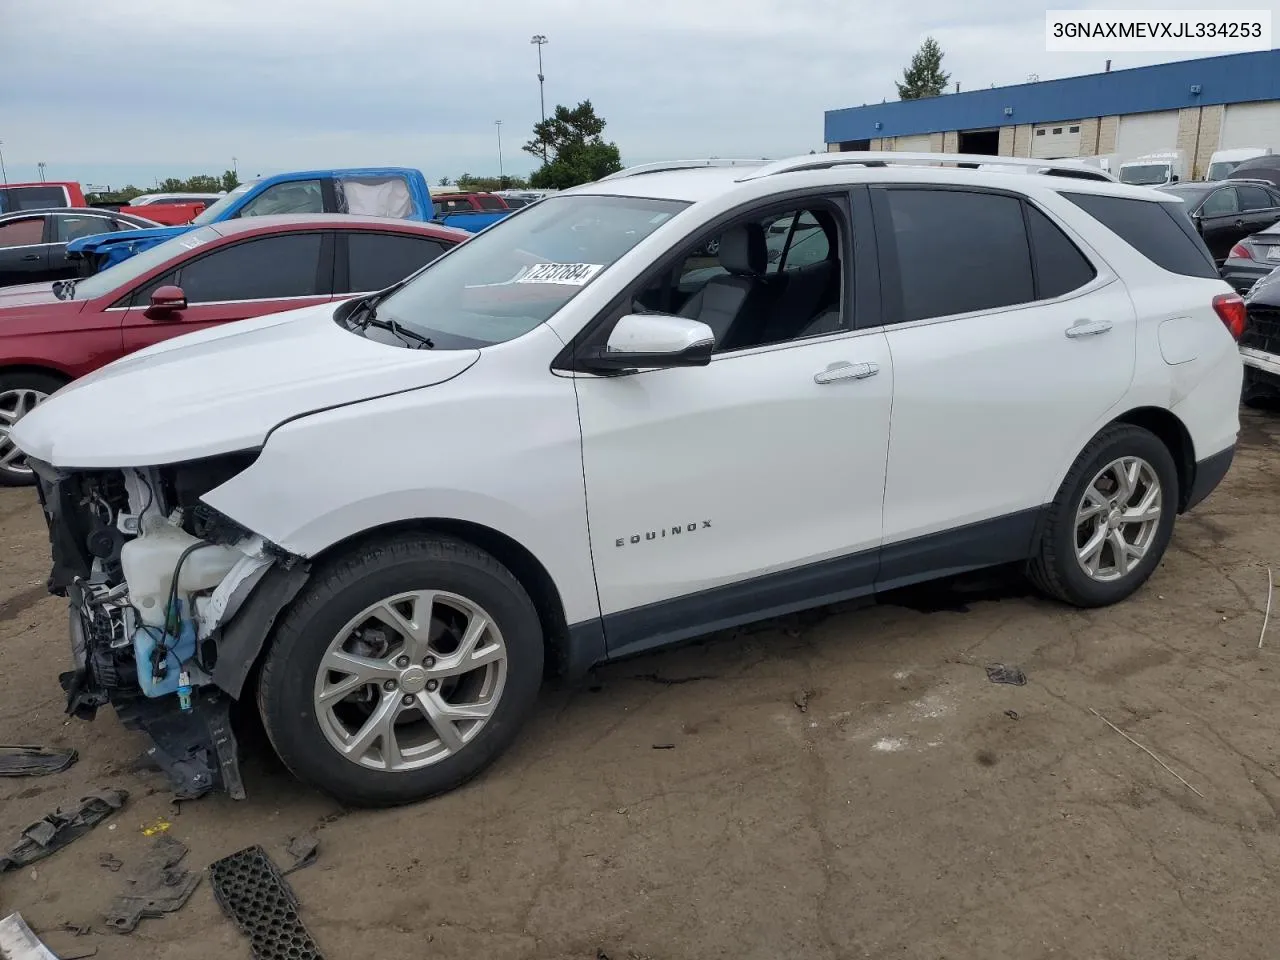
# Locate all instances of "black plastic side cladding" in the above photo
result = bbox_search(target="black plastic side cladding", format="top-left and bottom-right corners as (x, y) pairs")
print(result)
(211, 563), (311, 699)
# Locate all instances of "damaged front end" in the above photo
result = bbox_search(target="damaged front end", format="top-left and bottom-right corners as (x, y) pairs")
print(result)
(29, 453), (308, 801)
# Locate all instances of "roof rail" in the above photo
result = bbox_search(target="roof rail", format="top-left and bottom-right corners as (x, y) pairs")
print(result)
(597, 159), (773, 181)
(735, 152), (1116, 183)
(1223, 177), (1276, 186)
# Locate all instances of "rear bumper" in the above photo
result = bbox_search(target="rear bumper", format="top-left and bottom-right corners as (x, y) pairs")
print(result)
(1241, 346), (1280, 378)
(1184, 444), (1235, 512)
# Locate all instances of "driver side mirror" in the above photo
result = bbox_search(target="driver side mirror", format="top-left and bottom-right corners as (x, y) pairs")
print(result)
(146, 285), (187, 319)
(580, 314), (715, 373)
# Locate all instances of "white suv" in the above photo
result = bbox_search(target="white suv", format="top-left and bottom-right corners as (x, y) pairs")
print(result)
(12, 153), (1245, 807)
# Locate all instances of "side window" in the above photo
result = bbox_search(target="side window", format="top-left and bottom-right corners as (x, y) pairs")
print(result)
(1237, 186), (1275, 212)
(1026, 206), (1097, 299)
(236, 180), (324, 218)
(883, 189), (1033, 323)
(2, 186), (67, 211)
(638, 202), (846, 352)
(343, 232), (449, 293)
(437, 198), (469, 214)
(174, 233), (324, 303)
(336, 176), (413, 218)
(54, 215), (117, 243)
(477, 195), (506, 211)
(1062, 192), (1218, 279)
(0, 217), (46, 247)
(1200, 188), (1239, 217)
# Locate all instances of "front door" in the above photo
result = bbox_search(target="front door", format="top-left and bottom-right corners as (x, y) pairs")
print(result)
(1197, 186), (1246, 263)
(871, 187), (1136, 586)
(0, 215), (50, 286)
(573, 196), (893, 657)
(120, 231), (332, 353)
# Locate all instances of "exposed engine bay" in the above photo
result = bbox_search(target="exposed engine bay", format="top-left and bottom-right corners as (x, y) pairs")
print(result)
(28, 452), (301, 800)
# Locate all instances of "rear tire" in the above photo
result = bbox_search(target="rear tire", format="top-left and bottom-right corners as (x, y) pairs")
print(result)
(256, 533), (543, 807)
(1027, 424), (1178, 607)
(0, 371), (65, 487)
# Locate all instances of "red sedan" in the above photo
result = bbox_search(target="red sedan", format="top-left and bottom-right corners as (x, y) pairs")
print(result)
(0, 214), (467, 484)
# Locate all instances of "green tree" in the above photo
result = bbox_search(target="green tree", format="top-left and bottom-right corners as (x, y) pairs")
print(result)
(522, 100), (624, 189)
(896, 37), (951, 100)
(437, 175), (453, 187)
(220, 169), (240, 191)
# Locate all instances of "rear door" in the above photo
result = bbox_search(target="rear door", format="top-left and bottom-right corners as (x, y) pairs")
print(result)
(872, 186), (1135, 585)
(1236, 185), (1280, 236)
(334, 230), (454, 297)
(0, 215), (51, 285)
(120, 231), (333, 352)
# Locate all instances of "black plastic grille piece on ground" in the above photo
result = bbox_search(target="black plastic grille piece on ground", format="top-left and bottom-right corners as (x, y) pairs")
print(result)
(208, 845), (325, 960)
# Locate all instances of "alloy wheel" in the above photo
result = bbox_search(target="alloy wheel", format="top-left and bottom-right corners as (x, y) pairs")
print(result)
(1074, 456), (1163, 582)
(313, 590), (508, 772)
(0, 388), (48, 476)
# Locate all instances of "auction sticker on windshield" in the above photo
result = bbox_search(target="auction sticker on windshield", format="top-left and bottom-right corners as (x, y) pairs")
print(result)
(517, 263), (603, 285)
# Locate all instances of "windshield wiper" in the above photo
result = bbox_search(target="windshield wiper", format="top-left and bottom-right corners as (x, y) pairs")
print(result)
(348, 296), (434, 349)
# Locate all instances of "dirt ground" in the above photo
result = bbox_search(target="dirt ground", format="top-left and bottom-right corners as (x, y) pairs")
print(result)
(1, 411), (1278, 960)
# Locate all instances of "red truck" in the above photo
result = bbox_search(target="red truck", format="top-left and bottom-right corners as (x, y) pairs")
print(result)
(0, 181), (88, 211)
(0, 181), (203, 225)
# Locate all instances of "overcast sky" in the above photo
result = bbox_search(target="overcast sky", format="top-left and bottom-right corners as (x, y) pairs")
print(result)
(1, 0), (1276, 189)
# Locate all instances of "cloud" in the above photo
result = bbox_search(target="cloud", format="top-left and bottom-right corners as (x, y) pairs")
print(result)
(0, 0), (1275, 186)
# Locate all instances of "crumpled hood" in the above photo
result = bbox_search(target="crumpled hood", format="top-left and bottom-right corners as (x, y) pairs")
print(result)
(66, 225), (186, 256)
(13, 301), (480, 469)
(0, 281), (63, 308)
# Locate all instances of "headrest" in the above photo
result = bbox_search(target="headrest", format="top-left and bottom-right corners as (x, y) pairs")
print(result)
(717, 223), (767, 275)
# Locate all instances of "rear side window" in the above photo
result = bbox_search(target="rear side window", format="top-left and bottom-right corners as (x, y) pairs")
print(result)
(477, 195), (506, 211)
(884, 188), (1033, 322)
(0, 217), (45, 247)
(54, 215), (117, 243)
(1200, 188), (1239, 216)
(344, 232), (449, 293)
(1237, 186), (1275, 211)
(1026, 206), (1096, 299)
(1062, 192), (1217, 279)
(0, 186), (67, 211)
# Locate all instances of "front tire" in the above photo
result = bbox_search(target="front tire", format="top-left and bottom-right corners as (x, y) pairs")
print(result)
(1027, 424), (1178, 607)
(257, 534), (544, 807)
(0, 371), (65, 487)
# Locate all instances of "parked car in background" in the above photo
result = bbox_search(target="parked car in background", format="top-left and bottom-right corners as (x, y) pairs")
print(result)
(1226, 154), (1280, 191)
(1118, 151), (1187, 187)
(1158, 180), (1280, 264)
(0, 215), (466, 484)
(431, 192), (512, 231)
(1240, 267), (1280, 407)
(0, 208), (160, 287)
(1207, 147), (1273, 182)
(1220, 222), (1280, 294)
(67, 168), (503, 273)
(127, 192), (225, 208)
(0, 181), (88, 212)
(9, 153), (1244, 806)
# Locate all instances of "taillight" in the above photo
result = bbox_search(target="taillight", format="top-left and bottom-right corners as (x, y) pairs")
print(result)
(1213, 292), (1247, 340)
(1229, 242), (1252, 260)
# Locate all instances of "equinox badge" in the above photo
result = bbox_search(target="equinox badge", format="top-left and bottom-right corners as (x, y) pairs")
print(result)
(616, 521), (712, 547)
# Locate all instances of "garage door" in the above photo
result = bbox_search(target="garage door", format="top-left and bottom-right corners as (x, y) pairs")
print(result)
(1115, 110), (1179, 162)
(1220, 101), (1280, 150)
(893, 134), (932, 152)
(1031, 121), (1082, 159)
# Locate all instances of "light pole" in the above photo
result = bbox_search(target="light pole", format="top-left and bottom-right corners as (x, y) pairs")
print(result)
(36, 161), (46, 182)
(530, 34), (548, 163)
(0, 141), (7, 184)
(495, 120), (504, 183)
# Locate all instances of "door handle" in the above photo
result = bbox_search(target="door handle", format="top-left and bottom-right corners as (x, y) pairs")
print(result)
(1064, 319), (1113, 339)
(814, 361), (879, 384)
(21, 254), (39, 261)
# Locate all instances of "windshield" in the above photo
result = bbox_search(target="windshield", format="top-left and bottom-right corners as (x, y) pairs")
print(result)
(191, 181), (257, 224)
(72, 226), (221, 300)
(374, 194), (689, 349)
(1120, 164), (1171, 186)
(1207, 160), (1241, 181)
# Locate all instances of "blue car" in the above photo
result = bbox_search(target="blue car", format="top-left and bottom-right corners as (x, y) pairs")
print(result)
(68, 167), (509, 272)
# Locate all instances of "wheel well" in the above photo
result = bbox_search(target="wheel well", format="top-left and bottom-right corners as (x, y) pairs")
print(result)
(313, 519), (571, 675)
(1110, 407), (1195, 511)
(0, 365), (71, 386)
